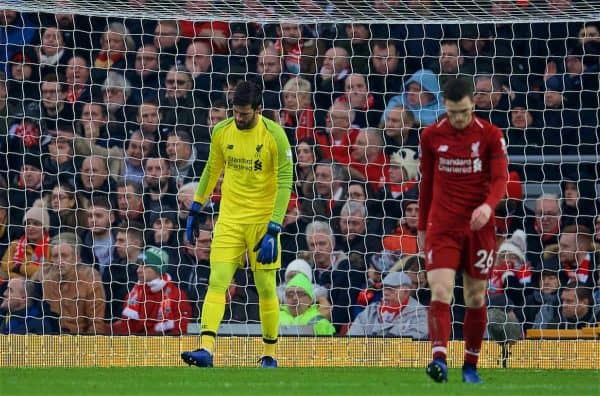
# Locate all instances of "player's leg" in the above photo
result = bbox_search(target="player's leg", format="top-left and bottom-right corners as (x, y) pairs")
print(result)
(461, 227), (495, 383)
(424, 233), (461, 382)
(248, 223), (281, 368)
(182, 222), (244, 367)
(426, 267), (456, 382)
(253, 269), (279, 367)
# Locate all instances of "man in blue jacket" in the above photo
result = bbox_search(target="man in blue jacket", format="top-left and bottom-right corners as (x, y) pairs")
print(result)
(0, 277), (58, 334)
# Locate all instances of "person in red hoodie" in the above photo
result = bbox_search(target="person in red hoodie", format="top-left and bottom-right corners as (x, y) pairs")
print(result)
(112, 247), (192, 335)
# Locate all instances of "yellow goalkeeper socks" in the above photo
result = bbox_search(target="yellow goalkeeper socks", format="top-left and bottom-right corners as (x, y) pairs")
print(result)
(259, 296), (280, 357)
(200, 289), (226, 353)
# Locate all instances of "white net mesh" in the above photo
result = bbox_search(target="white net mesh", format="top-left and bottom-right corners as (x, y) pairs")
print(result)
(0, 1), (598, 354)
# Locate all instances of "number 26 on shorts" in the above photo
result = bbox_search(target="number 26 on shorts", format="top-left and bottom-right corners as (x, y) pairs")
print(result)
(474, 249), (494, 274)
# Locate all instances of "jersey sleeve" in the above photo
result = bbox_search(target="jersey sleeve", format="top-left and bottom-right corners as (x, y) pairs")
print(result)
(484, 127), (509, 210)
(417, 128), (434, 231)
(194, 123), (225, 204)
(270, 124), (294, 225)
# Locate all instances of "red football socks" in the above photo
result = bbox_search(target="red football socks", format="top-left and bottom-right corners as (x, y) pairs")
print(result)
(429, 300), (452, 362)
(463, 306), (487, 367)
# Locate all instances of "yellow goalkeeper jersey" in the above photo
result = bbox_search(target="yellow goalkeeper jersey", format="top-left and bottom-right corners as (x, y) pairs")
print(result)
(194, 115), (294, 225)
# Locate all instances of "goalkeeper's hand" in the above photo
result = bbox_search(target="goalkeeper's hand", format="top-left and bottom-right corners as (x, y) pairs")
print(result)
(186, 201), (203, 245)
(253, 221), (281, 264)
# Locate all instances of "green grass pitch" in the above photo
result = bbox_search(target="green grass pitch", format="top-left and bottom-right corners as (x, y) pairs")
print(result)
(1, 368), (598, 395)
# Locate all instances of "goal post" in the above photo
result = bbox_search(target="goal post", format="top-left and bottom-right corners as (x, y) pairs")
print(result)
(0, 0), (598, 367)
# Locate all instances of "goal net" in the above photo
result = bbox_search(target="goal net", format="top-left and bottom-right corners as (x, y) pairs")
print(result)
(0, 0), (599, 367)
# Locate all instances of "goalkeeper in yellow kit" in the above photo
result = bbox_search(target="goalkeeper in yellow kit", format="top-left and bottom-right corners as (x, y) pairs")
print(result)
(181, 81), (293, 368)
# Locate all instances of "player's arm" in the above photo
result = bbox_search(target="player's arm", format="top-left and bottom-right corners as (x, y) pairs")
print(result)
(270, 127), (294, 224)
(187, 123), (225, 243)
(417, 130), (434, 249)
(253, 124), (293, 264)
(470, 128), (509, 230)
(193, 125), (225, 204)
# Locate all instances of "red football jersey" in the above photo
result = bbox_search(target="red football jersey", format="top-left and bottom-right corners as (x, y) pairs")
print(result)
(418, 115), (508, 232)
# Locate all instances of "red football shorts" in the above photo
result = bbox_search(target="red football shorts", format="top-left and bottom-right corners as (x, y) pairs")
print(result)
(424, 224), (496, 280)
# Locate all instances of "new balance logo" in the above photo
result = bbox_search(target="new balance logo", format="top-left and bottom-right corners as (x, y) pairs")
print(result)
(256, 144), (263, 154)
(438, 145), (448, 152)
(227, 144), (234, 150)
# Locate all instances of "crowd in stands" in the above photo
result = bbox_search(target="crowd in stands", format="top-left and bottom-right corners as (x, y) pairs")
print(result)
(0, 1), (599, 337)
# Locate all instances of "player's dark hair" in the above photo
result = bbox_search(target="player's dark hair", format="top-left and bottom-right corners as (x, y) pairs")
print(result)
(443, 77), (473, 101)
(233, 80), (262, 110)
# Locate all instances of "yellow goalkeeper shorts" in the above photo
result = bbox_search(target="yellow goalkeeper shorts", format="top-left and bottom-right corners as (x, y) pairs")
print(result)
(209, 221), (281, 271)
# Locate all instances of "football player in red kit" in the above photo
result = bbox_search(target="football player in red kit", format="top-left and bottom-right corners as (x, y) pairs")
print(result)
(417, 78), (508, 383)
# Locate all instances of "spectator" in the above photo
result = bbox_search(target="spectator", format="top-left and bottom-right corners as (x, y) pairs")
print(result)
(368, 40), (404, 105)
(35, 232), (106, 334)
(274, 23), (317, 75)
(178, 225), (211, 319)
(42, 129), (77, 188)
(339, 74), (382, 129)
(112, 247), (192, 335)
(348, 128), (388, 188)
(276, 258), (330, 316)
(314, 100), (359, 164)
(494, 171), (536, 240)
(114, 180), (146, 225)
(300, 161), (347, 218)
(75, 155), (115, 202)
(228, 22), (259, 74)
(165, 127), (204, 187)
(75, 102), (109, 147)
(396, 254), (430, 306)
(136, 100), (162, 142)
(6, 154), (46, 226)
(80, 195), (115, 270)
(126, 44), (160, 103)
(185, 40), (223, 107)
(0, 192), (11, 259)
(337, 23), (371, 75)
(381, 196), (419, 257)
(7, 51), (40, 106)
(101, 71), (137, 147)
(176, 181), (198, 228)
(381, 104), (420, 155)
(379, 148), (419, 224)
(473, 74), (511, 130)
(109, 224), (144, 320)
(347, 271), (428, 339)
(151, 20), (184, 72)
(529, 194), (562, 267)
(36, 26), (72, 79)
(294, 138), (320, 196)
(123, 130), (156, 184)
(524, 262), (561, 329)
(0, 10), (36, 78)
(280, 273), (336, 335)
(488, 230), (531, 314)
(304, 220), (365, 328)
(0, 70), (20, 163)
(29, 73), (75, 137)
(459, 24), (511, 75)
(0, 205), (51, 280)
(504, 94), (544, 156)
(314, 46), (350, 118)
(280, 76), (315, 145)
(94, 22), (135, 74)
(541, 76), (578, 129)
(560, 174), (597, 229)
(159, 65), (207, 135)
(143, 156), (178, 212)
(533, 282), (599, 329)
(46, 180), (88, 236)
(0, 277), (58, 334)
(148, 209), (181, 268)
(544, 224), (597, 289)
(427, 40), (475, 89)
(280, 194), (310, 266)
(64, 55), (92, 115)
(382, 69), (445, 128)
(254, 45), (285, 112)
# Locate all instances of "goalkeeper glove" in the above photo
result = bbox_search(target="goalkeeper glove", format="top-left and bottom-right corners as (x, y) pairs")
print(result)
(253, 221), (281, 264)
(186, 201), (203, 245)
